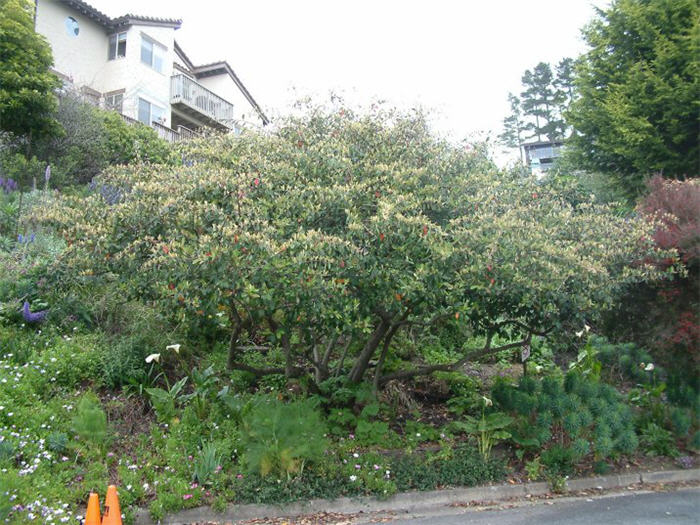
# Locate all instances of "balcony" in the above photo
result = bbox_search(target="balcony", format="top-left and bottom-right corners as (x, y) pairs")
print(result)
(170, 74), (234, 130)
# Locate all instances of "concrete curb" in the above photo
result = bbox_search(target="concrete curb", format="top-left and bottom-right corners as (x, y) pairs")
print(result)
(133, 468), (700, 525)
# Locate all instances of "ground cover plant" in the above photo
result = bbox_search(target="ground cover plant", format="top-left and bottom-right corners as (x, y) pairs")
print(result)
(0, 101), (692, 523)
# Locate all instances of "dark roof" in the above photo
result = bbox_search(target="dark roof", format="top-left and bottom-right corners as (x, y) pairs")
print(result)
(57, 0), (182, 31)
(522, 140), (564, 148)
(174, 44), (270, 126)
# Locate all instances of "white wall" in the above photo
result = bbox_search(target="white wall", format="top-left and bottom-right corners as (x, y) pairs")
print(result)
(109, 25), (176, 126)
(36, 0), (178, 128)
(197, 74), (264, 125)
(35, 0), (109, 88)
(36, 0), (262, 130)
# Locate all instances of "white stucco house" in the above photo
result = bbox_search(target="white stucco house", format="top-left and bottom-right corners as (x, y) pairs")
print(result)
(34, 0), (269, 140)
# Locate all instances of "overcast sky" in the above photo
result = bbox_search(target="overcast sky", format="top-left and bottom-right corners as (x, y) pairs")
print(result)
(89, 0), (608, 162)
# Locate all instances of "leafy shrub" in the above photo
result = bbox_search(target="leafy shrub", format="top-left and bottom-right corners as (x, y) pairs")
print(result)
(71, 395), (108, 448)
(28, 92), (173, 186)
(30, 102), (669, 395)
(391, 445), (505, 491)
(640, 423), (678, 457)
(192, 442), (222, 486)
(604, 177), (699, 376)
(239, 396), (327, 479)
(540, 445), (577, 477)
(450, 399), (513, 461)
(146, 377), (189, 424)
(590, 336), (661, 384)
(46, 431), (68, 454)
(493, 371), (638, 466)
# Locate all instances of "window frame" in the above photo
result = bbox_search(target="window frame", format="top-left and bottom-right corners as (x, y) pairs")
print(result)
(140, 34), (166, 73)
(108, 31), (127, 60)
(137, 97), (166, 126)
(104, 91), (124, 113)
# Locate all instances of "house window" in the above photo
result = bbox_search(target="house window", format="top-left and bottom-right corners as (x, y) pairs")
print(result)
(108, 32), (127, 60)
(104, 92), (123, 113)
(140, 36), (165, 73)
(65, 16), (79, 37)
(138, 98), (165, 125)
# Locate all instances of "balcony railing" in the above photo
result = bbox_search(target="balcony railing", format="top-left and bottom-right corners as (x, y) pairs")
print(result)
(118, 113), (199, 143)
(170, 74), (234, 129)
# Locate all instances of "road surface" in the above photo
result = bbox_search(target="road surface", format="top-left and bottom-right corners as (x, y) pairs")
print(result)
(386, 487), (699, 525)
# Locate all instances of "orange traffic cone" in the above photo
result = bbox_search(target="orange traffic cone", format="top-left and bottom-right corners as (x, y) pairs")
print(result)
(84, 492), (101, 525)
(101, 485), (122, 525)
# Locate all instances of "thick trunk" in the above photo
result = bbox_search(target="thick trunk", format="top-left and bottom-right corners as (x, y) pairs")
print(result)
(347, 319), (391, 383)
(226, 306), (247, 371)
(372, 323), (401, 393)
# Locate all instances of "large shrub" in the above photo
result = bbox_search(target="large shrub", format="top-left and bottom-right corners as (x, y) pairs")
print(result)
(603, 177), (699, 373)
(10, 92), (174, 187)
(32, 102), (672, 392)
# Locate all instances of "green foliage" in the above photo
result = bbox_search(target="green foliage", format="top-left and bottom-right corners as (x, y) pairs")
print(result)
(391, 445), (506, 491)
(669, 407), (692, 437)
(524, 456), (542, 481)
(27, 92), (173, 187)
(71, 395), (108, 448)
(541, 444), (577, 477)
(451, 398), (513, 461)
(591, 335), (660, 384)
(30, 102), (671, 395)
(568, 339), (602, 381)
(640, 423), (679, 457)
(355, 419), (400, 448)
(46, 431), (68, 454)
(192, 442), (222, 486)
(494, 371), (637, 464)
(0, 0), (61, 141)
(146, 376), (189, 424)
(566, 0), (699, 199)
(239, 396), (328, 479)
(189, 365), (219, 419)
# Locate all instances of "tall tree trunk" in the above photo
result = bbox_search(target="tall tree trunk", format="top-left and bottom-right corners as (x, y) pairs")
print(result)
(372, 323), (402, 393)
(348, 319), (391, 383)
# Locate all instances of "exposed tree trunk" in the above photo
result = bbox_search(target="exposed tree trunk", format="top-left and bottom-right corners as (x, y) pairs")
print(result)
(226, 304), (250, 371)
(334, 337), (354, 376)
(377, 335), (534, 386)
(348, 318), (391, 383)
(372, 323), (402, 394)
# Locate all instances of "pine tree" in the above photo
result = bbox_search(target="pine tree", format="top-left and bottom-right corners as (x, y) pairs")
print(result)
(498, 93), (525, 162)
(553, 58), (575, 138)
(520, 62), (562, 142)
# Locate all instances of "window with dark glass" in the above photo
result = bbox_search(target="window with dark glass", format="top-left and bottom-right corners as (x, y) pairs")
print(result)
(108, 32), (127, 60)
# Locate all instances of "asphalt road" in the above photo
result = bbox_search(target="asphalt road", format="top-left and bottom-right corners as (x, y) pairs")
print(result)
(387, 488), (700, 525)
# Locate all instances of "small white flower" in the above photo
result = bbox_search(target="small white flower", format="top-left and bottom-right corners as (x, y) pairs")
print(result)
(644, 363), (655, 371)
(145, 353), (161, 364)
(575, 330), (584, 338)
(584, 324), (590, 332)
(349, 475), (357, 482)
(482, 396), (493, 407)
(166, 344), (181, 354)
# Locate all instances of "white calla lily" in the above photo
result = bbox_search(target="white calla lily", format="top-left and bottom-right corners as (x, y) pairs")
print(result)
(166, 344), (181, 354)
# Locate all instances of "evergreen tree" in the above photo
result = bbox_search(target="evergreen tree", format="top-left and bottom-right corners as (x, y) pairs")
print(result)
(553, 57), (575, 138)
(520, 62), (562, 141)
(498, 92), (525, 162)
(0, 0), (61, 148)
(566, 0), (699, 199)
